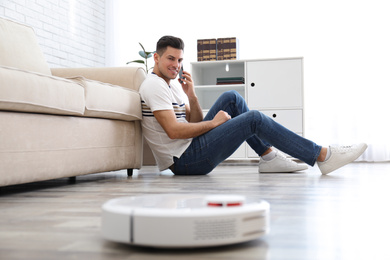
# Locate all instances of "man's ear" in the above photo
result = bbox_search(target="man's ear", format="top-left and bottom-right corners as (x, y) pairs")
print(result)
(153, 52), (160, 63)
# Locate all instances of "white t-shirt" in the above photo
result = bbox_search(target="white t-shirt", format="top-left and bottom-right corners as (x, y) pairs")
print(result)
(139, 73), (192, 171)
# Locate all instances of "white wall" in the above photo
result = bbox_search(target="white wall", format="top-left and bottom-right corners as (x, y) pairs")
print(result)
(106, 0), (390, 160)
(0, 0), (105, 68)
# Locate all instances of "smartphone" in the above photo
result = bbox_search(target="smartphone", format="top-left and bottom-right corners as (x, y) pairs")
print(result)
(179, 65), (184, 83)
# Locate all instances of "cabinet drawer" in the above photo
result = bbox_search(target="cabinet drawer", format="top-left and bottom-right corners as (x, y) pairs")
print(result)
(260, 109), (303, 133)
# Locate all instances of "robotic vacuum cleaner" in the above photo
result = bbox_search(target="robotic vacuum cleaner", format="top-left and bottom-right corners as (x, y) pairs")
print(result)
(101, 194), (270, 248)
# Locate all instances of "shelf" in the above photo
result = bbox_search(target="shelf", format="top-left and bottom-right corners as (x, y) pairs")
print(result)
(191, 61), (245, 86)
(191, 60), (245, 67)
(194, 84), (245, 89)
(195, 84), (245, 110)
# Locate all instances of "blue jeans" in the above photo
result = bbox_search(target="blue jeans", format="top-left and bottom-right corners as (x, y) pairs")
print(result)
(172, 90), (322, 175)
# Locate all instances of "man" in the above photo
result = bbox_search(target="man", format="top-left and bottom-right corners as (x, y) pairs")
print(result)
(140, 36), (367, 175)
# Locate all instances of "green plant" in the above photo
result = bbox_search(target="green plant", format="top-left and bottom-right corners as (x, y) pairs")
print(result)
(127, 42), (155, 73)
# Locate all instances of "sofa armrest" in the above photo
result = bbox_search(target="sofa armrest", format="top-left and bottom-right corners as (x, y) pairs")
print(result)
(51, 67), (146, 91)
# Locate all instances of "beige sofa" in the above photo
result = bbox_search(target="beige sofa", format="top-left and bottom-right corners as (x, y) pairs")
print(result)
(0, 17), (146, 187)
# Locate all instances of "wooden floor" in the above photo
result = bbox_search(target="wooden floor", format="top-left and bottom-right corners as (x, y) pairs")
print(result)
(1, 162), (390, 260)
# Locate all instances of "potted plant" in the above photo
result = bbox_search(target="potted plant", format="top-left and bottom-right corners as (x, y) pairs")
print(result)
(127, 43), (155, 73)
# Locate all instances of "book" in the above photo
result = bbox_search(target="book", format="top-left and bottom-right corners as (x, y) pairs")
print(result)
(223, 38), (231, 60)
(216, 77), (245, 85)
(229, 37), (237, 60)
(217, 38), (224, 60)
(209, 38), (217, 61)
(197, 39), (203, 61)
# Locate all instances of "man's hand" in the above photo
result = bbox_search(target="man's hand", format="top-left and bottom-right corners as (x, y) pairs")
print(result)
(179, 70), (196, 98)
(212, 110), (231, 127)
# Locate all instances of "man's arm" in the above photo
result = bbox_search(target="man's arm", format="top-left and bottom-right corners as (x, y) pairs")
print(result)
(154, 109), (231, 139)
(180, 71), (203, 123)
(185, 99), (203, 123)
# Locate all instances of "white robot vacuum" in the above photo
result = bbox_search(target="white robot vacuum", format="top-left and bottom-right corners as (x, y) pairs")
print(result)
(101, 194), (270, 248)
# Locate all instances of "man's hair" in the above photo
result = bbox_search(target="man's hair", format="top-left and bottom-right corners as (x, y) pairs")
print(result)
(156, 36), (184, 55)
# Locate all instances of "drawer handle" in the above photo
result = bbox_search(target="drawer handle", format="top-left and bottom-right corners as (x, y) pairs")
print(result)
(251, 82), (255, 87)
(272, 114), (277, 118)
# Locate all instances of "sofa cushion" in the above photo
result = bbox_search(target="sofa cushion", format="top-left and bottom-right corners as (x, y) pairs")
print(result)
(70, 77), (142, 121)
(0, 66), (85, 116)
(51, 67), (147, 92)
(0, 17), (51, 75)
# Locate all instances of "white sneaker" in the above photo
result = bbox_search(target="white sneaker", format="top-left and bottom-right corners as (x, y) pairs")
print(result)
(317, 143), (368, 175)
(258, 152), (308, 173)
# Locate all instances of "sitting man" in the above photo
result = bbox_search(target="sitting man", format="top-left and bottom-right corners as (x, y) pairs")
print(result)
(140, 35), (367, 175)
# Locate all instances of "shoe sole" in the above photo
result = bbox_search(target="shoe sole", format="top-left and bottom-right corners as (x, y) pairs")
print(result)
(259, 164), (308, 173)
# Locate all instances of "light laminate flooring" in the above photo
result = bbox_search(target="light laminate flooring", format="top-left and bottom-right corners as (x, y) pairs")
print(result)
(1, 162), (390, 260)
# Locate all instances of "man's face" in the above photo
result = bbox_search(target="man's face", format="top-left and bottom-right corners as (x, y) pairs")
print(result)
(154, 46), (183, 84)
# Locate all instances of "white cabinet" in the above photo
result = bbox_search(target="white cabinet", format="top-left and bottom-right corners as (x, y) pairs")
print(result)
(191, 57), (304, 160)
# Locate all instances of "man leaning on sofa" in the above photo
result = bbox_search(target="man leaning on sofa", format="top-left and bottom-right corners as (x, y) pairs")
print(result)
(0, 17), (147, 187)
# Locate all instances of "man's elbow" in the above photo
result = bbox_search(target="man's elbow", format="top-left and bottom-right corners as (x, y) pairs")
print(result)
(166, 130), (181, 140)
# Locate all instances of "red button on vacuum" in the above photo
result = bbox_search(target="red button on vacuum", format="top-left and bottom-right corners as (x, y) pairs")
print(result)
(205, 195), (245, 208)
